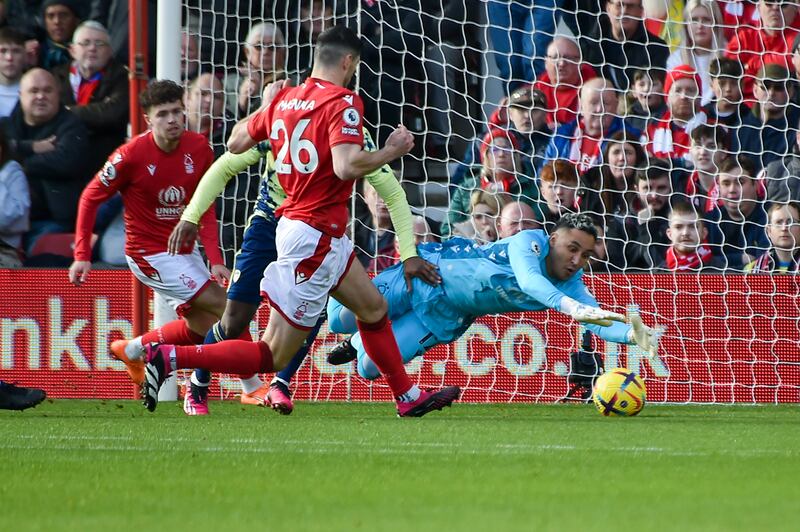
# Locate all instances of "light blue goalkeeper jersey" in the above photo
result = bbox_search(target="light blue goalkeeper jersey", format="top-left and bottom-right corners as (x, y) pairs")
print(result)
(395, 230), (632, 344)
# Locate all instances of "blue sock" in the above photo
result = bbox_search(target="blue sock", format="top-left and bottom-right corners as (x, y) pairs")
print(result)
(275, 316), (325, 383)
(194, 322), (228, 385)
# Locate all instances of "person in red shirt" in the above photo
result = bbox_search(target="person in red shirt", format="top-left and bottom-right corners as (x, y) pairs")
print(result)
(136, 26), (460, 417)
(68, 80), (240, 410)
(725, 0), (800, 99)
(645, 64), (709, 161)
(533, 36), (597, 129)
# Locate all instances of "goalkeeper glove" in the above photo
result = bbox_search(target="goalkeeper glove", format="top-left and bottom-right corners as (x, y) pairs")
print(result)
(560, 297), (626, 327)
(626, 306), (661, 359)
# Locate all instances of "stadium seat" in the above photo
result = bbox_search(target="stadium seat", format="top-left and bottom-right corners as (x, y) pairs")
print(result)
(28, 233), (98, 260)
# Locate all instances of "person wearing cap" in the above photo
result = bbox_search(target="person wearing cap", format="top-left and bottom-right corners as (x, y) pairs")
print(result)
(507, 86), (551, 175)
(731, 62), (798, 171)
(533, 36), (597, 128)
(725, 0), (800, 100)
(543, 77), (638, 175)
(644, 64), (708, 162)
(38, 0), (81, 70)
(442, 128), (541, 237)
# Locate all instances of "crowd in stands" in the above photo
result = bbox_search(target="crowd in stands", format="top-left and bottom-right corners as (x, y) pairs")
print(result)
(0, 0), (799, 275)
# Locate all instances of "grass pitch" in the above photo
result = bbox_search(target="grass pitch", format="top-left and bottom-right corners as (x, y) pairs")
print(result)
(1, 400), (797, 532)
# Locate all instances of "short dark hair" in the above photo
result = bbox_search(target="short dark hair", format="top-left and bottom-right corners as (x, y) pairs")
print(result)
(314, 24), (362, 67)
(670, 201), (702, 223)
(0, 27), (26, 47)
(718, 154), (757, 178)
(554, 212), (598, 239)
(690, 124), (729, 149)
(633, 68), (665, 86)
(139, 80), (184, 112)
(636, 157), (672, 183)
(709, 57), (743, 80)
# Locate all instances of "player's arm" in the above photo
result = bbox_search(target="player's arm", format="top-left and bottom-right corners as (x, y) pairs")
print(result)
(69, 155), (126, 285)
(568, 283), (660, 358)
(168, 145), (265, 254)
(228, 80), (290, 154)
(507, 232), (625, 325)
(331, 125), (414, 181)
(363, 132), (440, 289)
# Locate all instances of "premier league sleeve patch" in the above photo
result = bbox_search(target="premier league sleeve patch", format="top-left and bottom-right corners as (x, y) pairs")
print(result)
(531, 241), (541, 256)
(343, 107), (360, 126)
(99, 161), (117, 186)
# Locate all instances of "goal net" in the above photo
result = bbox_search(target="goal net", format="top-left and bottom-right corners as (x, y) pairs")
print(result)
(178, 0), (800, 404)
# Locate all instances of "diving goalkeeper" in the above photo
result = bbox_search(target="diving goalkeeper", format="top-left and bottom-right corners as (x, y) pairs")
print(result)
(326, 213), (660, 379)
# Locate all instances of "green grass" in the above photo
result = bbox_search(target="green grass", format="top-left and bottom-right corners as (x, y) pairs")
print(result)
(1, 401), (798, 532)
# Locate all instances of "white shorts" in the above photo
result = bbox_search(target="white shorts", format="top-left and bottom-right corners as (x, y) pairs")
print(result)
(126, 248), (212, 316)
(261, 217), (355, 330)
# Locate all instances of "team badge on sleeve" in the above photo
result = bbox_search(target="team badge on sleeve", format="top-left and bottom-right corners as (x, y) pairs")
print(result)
(343, 107), (360, 126)
(531, 241), (541, 255)
(99, 161), (117, 186)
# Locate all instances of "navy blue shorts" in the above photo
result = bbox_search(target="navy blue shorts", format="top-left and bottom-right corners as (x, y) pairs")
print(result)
(227, 210), (278, 305)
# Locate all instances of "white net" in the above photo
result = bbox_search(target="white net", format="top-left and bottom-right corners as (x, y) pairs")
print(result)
(178, 0), (800, 403)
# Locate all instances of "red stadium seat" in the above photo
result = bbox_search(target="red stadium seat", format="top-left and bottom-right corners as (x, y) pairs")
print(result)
(29, 233), (98, 259)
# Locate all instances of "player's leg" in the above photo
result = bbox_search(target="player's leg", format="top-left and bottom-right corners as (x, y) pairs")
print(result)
(327, 263), (412, 364)
(331, 259), (460, 416)
(352, 310), (440, 380)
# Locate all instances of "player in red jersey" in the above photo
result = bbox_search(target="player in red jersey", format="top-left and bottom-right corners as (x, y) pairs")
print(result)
(68, 80), (253, 414)
(136, 26), (460, 417)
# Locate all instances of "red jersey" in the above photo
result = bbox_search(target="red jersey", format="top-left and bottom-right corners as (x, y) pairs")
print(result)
(568, 119), (603, 174)
(725, 22), (800, 99)
(533, 64), (597, 128)
(74, 131), (222, 264)
(247, 77), (364, 237)
(644, 110), (709, 161)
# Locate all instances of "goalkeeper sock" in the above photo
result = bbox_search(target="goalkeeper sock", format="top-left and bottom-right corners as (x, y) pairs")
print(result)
(142, 319), (204, 346)
(174, 341), (273, 374)
(356, 314), (416, 400)
(239, 375), (263, 394)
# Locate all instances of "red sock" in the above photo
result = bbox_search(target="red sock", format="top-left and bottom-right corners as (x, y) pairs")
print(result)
(357, 314), (413, 397)
(141, 319), (204, 346)
(174, 341), (273, 374)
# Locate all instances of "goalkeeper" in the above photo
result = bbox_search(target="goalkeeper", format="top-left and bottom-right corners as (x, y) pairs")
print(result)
(326, 213), (660, 379)
(167, 127), (439, 414)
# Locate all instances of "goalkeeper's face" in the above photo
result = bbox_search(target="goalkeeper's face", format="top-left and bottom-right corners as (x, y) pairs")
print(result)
(548, 228), (595, 281)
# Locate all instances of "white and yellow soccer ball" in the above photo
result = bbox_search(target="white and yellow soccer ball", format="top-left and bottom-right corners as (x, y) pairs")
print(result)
(592, 368), (646, 416)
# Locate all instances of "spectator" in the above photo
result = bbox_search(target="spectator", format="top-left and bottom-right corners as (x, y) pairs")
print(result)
(487, 0), (563, 88)
(1, 68), (89, 254)
(745, 202), (800, 273)
(533, 36), (597, 129)
(498, 200), (540, 238)
(644, 64), (708, 162)
(52, 20), (127, 176)
(443, 128), (540, 236)
(224, 21), (288, 119)
(642, 0), (684, 51)
(507, 86), (551, 175)
(38, 0), (80, 70)
(703, 57), (750, 128)
(181, 29), (199, 81)
(357, 179), (400, 272)
(288, 0), (335, 75)
(582, 130), (647, 219)
(585, 216), (616, 273)
(538, 159), (581, 231)
(0, 128), (29, 267)
(666, 0), (727, 106)
(625, 69), (667, 132)
(765, 116), (800, 203)
(725, 0), (800, 99)
(718, 0), (760, 41)
(579, 0), (669, 92)
(733, 62), (798, 171)
(451, 189), (508, 244)
(706, 155), (770, 269)
(545, 77), (637, 174)
(656, 202), (725, 272)
(625, 159), (674, 269)
(89, 0), (157, 78)
(186, 72), (232, 156)
(673, 124), (729, 213)
(0, 27), (26, 117)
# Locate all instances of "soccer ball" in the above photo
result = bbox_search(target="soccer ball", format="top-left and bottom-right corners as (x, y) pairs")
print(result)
(592, 368), (646, 416)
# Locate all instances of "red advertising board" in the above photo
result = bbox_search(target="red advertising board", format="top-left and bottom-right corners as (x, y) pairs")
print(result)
(1, 270), (798, 403)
